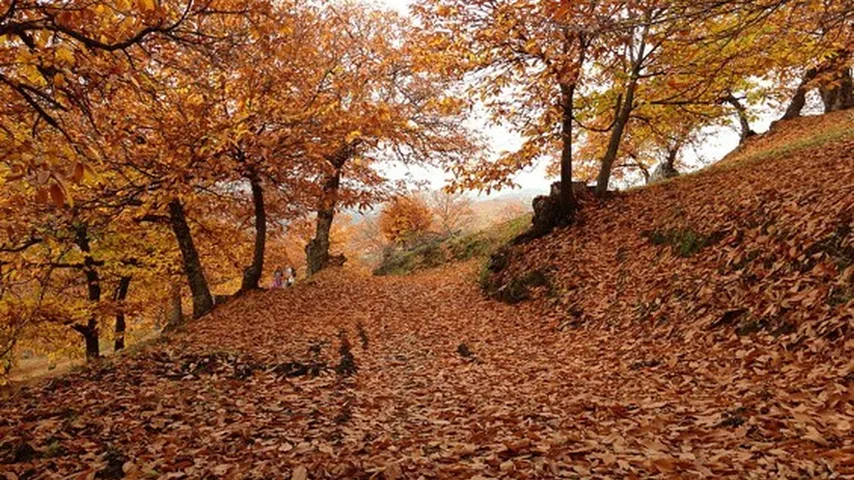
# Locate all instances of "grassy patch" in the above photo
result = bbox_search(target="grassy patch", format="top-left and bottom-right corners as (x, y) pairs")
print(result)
(635, 112), (854, 193)
(447, 215), (531, 261)
(644, 228), (726, 257)
(374, 215), (531, 276)
(806, 220), (853, 271)
(719, 112), (854, 170)
(372, 237), (447, 276)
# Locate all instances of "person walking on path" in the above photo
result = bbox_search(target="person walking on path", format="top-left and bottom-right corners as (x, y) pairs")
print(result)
(285, 266), (295, 287)
(273, 268), (284, 289)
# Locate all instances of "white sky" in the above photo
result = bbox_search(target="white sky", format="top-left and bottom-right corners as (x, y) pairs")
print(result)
(374, 0), (779, 197)
(377, 0), (412, 13)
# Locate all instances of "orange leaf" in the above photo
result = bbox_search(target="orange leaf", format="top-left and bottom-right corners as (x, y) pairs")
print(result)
(49, 183), (65, 207)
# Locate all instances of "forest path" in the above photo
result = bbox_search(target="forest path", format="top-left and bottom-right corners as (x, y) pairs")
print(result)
(1, 263), (848, 478)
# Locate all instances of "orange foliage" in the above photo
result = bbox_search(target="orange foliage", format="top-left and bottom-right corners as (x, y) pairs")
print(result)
(379, 196), (434, 245)
(1, 114), (851, 475)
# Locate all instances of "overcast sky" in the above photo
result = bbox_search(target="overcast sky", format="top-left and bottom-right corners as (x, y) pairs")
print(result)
(377, 0), (411, 13)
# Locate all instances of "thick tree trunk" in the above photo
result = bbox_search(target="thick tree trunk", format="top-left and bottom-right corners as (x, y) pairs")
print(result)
(239, 167), (266, 293)
(306, 168), (341, 276)
(168, 199), (213, 318)
(73, 225), (101, 361)
(782, 51), (852, 121)
(595, 93), (627, 197)
(782, 67), (820, 121)
(72, 321), (100, 360)
(722, 93), (756, 144)
(820, 67), (854, 113)
(165, 282), (183, 330)
(839, 68), (853, 110)
(113, 276), (131, 352)
(558, 82), (577, 224)
(666, 148), (677, 170)
(306, 146), (352, 276)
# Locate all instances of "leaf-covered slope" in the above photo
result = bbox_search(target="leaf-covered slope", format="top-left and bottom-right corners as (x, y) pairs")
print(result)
(719, 110), (854, 167)
(484, 110), (854, 469)
(496, 110), (853, 342)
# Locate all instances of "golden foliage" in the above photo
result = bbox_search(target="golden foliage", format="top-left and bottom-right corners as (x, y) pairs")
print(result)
(379, 195), (434, 245)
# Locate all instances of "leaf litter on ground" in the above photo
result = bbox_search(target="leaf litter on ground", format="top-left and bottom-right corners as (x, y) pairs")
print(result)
(1, 112), (853, 479)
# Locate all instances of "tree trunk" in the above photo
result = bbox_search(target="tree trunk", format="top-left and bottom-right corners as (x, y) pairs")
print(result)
(558, 82), (577, 224)
(666, 148), (677, 170)
(165, 282), (183, 330)
(168, 198), (213, 318)
(306, 169), (341, 276)
(781, 67), (819, 121)
(113, 276), (131, 352)
(596, 79), (638, 197)
(595, 24), (648, 198)
(73, 225), (101, 361)
(633, 157), (651, 184)
(782, 50), (853, 121)
(239, 167), (266, 293)
(722, 93), (756, 144)
(306, 146), (352, 276)
(820, 67), (854, 113)
(71, 321), (100, 360)
(840, 68), (854, 110)
(648, 147), (680, 184)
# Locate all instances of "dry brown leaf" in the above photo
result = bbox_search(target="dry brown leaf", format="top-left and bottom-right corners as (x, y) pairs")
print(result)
(291, 465), (308, 480)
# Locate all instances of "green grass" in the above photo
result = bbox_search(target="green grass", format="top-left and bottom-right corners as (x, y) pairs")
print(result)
(643, 227), (726, 257)
(373, 215), (531, 276)
(632, 112), (854, 192)
(726, 125), (854, 168)
(372, 237), (447, 276)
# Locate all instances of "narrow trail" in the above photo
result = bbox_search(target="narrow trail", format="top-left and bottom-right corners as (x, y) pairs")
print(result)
(1, 262), (850, 479)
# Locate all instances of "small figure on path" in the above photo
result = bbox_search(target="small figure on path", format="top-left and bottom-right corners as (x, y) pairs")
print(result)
(273, 268), (284, 289)
(285, 265), (295, 287)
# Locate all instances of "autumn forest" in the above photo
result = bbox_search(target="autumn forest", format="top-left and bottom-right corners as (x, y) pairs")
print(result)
(1, 0), (852, 478)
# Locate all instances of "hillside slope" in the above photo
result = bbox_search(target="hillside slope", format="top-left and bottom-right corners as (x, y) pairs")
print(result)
(0, 112), (851, 479)
(490, 110), (852, 343)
